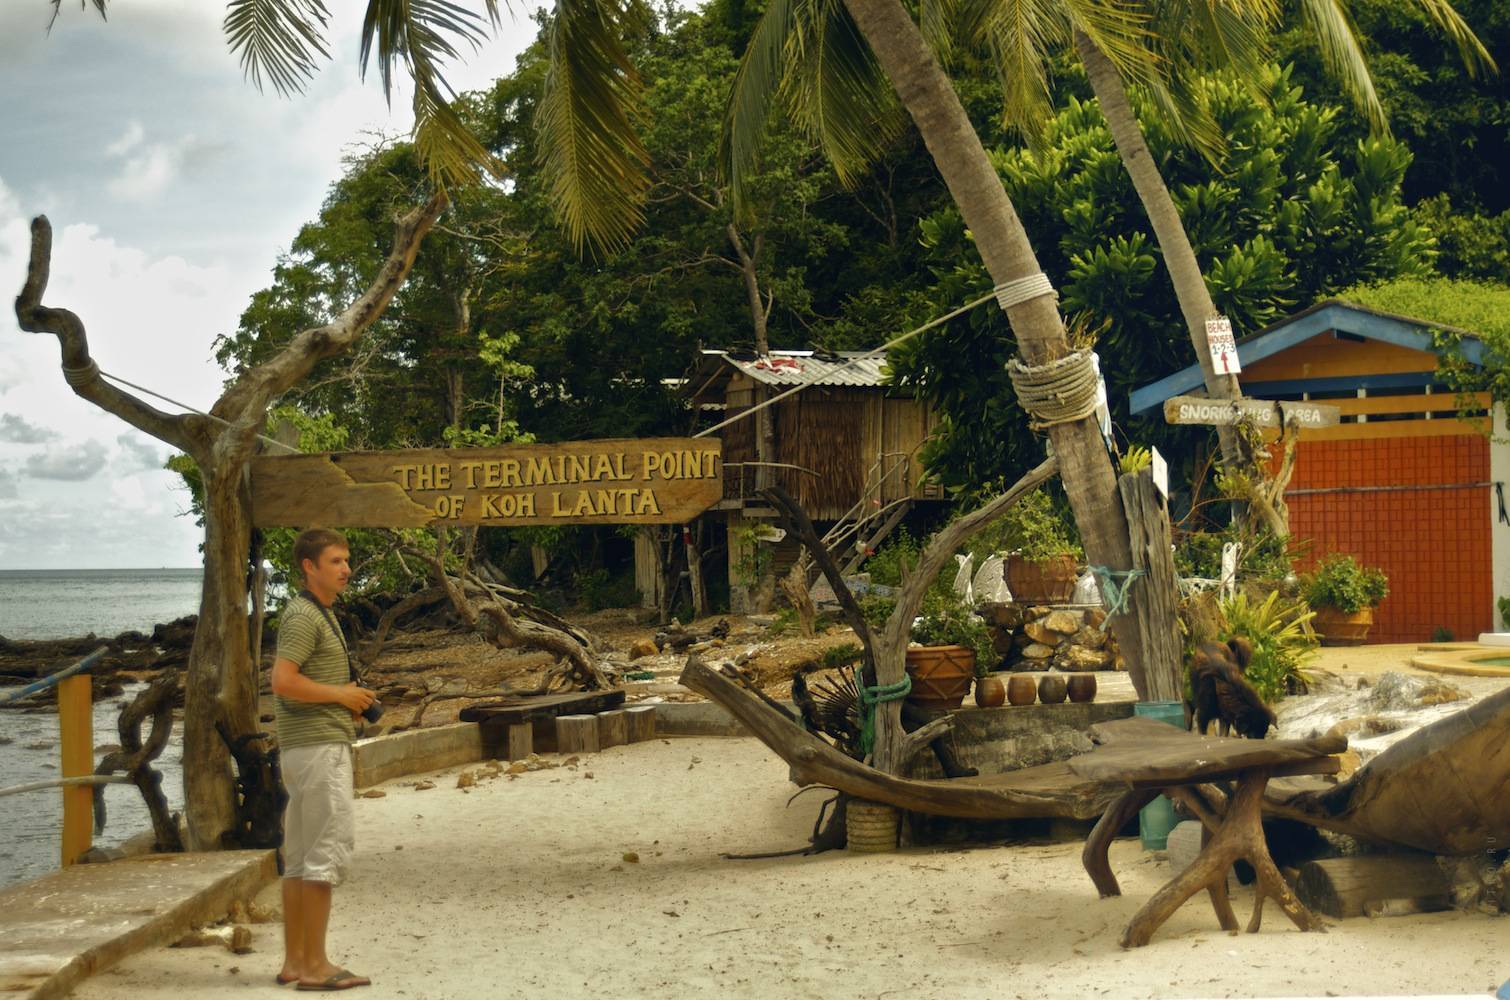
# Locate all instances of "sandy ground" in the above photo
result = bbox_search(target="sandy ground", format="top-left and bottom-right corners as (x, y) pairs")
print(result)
(72, 645), (1510, 1000)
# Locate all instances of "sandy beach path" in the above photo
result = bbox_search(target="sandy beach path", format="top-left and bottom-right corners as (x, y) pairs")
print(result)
(70, 729), (1507, 1000)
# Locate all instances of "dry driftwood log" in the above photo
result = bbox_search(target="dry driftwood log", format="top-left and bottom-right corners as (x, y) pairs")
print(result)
(1293, 854), (1453, 919)
(680, 658), (1119, 820)
(1267, 684), (1510, 855)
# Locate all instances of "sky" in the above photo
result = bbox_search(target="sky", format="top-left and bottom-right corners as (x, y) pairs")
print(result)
(0, 0), (538, 569)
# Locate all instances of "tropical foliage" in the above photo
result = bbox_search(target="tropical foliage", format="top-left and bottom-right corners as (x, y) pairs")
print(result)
(888, 64), (1436, 490)
(1219, 589), (1318, 701)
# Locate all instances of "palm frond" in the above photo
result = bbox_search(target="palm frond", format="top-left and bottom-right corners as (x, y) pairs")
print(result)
(223, 0), (332, 97)
(720, 0), (800, 215)
(1294, 0), (1384, 131)
(784, 0), (904, 186)
(1059, 0), (1152, 93)
(919, 0), (962, 62)
(535, 0), (651, 255)
(1403, 0), (1496, 77)
(48, 0), (108, 31)
(359, 0), (501, 101)
(980, 0), (1066, 143)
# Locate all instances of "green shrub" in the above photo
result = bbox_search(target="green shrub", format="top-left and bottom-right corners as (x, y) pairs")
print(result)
(866, 530), (922, 588)
(818, 642), (863, 670)
(1302, 554), (1388, 613)
(1219, 589), (1318, 702)
(968, 487), (1082, 562)
(1174, 524), (1293, 582)
(910, 588), (996, 677)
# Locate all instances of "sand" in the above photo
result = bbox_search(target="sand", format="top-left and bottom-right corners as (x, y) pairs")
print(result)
(72, 720), (1508, 999)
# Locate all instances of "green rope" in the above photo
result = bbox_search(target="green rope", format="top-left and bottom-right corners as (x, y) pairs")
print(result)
(856, 673), (912, 757)
(1088, 565), (1146, 617)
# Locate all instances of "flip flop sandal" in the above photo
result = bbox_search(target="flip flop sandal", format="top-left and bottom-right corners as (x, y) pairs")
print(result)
(297, 970), (371, 991)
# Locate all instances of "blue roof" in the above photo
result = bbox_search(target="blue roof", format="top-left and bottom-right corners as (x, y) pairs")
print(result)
(1128, 299), (1485, 415)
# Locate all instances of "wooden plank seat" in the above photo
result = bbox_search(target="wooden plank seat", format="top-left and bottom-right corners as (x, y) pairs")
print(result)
(460, 690), (627, 757)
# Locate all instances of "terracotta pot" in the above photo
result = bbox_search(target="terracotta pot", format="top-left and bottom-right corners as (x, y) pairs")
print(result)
(974, 675), (1006, 708)
(1313, 607), (1374, 646)
(1006, 675), (1037, 706)
(1037, 674), (1068, 704)
(1067, 674), (1097, 703)
(905, 645), (976, 710)
(1006, 554), (1079, 604)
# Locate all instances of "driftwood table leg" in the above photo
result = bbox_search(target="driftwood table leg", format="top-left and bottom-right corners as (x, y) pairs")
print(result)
(1121, 769), (1325, 948)
(1083, 788), (1158, 898)
(1166, 786), (1239, 932)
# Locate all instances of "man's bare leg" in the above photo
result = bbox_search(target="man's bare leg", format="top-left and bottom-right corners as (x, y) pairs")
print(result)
(280, 878), (305, 983)
(296, 880), (369, 987)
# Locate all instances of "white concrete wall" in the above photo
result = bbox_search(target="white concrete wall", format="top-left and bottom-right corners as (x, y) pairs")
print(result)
(1491, 404), (1510, 630)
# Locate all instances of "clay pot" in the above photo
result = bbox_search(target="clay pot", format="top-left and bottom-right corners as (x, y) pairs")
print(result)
(974, 675), (1006, 708)
(1037, 674), (1068, 704)
(904, 645), (977, 710)
(1067, 674), (1097, 703)
(1313, 607), (1374, 646)
(1006, 553), (1079, 604)
(1006, 675), (1037, 706)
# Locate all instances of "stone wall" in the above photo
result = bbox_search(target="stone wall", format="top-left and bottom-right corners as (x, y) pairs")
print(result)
(980, 602), (1125, 673)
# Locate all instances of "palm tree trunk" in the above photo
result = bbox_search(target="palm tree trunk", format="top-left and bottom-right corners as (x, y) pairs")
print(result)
(1074, 31), (1244, 471)
(838, 0), (1170, 769)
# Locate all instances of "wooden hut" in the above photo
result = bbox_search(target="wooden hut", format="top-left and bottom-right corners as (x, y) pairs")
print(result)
(682, 349), (946, 611)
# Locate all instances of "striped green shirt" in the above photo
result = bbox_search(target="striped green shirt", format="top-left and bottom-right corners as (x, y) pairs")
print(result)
(274, 595), (356, 749)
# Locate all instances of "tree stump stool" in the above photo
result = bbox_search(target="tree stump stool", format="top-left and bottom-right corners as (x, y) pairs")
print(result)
(625, 705), (656, 742)
(597, 709), (628, 749)
(556, 715), (600, 754)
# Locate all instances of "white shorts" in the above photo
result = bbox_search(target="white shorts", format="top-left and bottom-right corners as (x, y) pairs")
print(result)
(281, 742), (354, 885)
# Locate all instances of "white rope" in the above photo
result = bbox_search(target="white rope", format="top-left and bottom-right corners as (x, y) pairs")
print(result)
(74, 366), (301, 455)
(1006, 350), (1100, 430)
(693, 289), (1000, 439)
(994, 273), (1057, 311)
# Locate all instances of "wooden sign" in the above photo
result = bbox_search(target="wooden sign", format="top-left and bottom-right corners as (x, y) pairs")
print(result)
(1163, 395), (1340, 430)
(250, 438), (722, 528)
(1205, 317), (1241, 375)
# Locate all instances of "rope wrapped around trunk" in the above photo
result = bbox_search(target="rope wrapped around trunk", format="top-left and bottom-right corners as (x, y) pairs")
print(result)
(1006, 350), (1100, 430)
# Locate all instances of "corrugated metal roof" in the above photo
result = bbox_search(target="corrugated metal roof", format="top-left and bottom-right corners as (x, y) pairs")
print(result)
(701, 350), (889, 388)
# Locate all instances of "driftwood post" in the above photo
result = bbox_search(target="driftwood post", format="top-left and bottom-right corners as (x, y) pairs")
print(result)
(763, 456), (1060, 774)
(15, 198), (447, 849)
(1116, 469), (1184, 701)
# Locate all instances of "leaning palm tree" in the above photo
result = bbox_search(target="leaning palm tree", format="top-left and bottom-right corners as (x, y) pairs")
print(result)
(1068, 0), (1493, 530)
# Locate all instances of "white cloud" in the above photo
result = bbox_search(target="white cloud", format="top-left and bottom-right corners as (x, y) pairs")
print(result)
(24, 439), (108, 480)
(116, 431), (165, 472)
(0, 413), (56, 443)
(0, 467), (17, 499)
(106, 121), (145, 158)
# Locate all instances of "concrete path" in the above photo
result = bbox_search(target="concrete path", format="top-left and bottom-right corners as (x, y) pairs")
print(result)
(0, 850), (274, 1000)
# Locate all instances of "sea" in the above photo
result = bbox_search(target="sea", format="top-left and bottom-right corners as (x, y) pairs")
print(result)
(0, 568), (201, 890)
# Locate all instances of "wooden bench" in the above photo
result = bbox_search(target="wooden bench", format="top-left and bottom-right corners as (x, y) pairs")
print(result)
(460, 690), (627, 758)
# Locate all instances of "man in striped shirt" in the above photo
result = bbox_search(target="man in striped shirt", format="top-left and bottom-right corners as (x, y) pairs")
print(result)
(272, 528), (374, 991)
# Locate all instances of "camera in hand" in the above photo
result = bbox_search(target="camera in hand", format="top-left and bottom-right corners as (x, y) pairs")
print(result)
(359, 686), (384, 723)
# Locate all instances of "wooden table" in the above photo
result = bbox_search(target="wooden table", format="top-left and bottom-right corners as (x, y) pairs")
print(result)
(1069, 716), (1346, 947)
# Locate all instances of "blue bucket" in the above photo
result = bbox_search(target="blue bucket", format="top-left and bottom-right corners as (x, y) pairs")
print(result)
(1132, 700), (1186, 851)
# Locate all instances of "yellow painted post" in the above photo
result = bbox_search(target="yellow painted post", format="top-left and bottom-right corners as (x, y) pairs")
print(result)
(58, 674), (92, 866)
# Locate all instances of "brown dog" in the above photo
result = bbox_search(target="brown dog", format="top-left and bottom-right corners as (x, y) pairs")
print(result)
(1187, 637), (1276, 739)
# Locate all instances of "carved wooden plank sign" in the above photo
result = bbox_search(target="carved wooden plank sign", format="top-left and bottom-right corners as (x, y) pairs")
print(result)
(1162, 395), (1340, 429)
(250, 438), (722, 528)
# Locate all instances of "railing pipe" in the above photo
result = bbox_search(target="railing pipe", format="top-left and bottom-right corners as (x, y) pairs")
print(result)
(0, 645), (109, 705)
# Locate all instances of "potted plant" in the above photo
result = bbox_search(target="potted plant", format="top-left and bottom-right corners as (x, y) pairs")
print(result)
(1303, 554), (1388, 646)
(904, 588), (995, 710)
(973, 487), (1083, 604)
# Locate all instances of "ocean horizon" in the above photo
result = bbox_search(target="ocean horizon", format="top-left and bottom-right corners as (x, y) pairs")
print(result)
(0, 567), (205, 641)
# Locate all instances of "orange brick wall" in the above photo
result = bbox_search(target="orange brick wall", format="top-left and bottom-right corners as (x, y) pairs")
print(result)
(1287, 435), (1493, 643)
